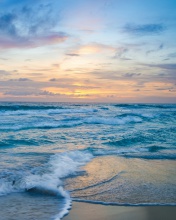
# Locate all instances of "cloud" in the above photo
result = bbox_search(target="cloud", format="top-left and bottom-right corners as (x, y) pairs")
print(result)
(120, 57), (132, 61)
(49, 78), (57, 82)
(0, 13), (17, 37)
(18, 78), (32, 81)
(123, 23), (166, 35)
(35, 32), (68, 45)
(146, 43), (164, 55)
(0, 32), (68, 49)
(168, 53), (176, 58)
(88, 68), (176, 87)
(113, 47), (128, 59)
(159, 44), (164, 50)
(0, 70), (11, 75)
(89, 70), (142, 80)
(0, 2), (69, 49)
(52, 64), (60, 68)
(123, 73), (141, 78)
(155, 87), (174, 91)
(66, 53), (80, 56)
(4, 89), (58, 97)
(0, 57), (9, 60)
(0, 76), (100, 98)
(38, 90), (59, 96)
(164, 52), (176, 61)
(8, 78), (32, 81)
(145, 63), (176, 70)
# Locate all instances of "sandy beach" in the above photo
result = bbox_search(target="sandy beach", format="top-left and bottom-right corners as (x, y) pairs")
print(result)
(64, 202), (176, 220)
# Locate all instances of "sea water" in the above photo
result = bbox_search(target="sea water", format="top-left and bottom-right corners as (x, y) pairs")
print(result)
(0, 102), (176, 219)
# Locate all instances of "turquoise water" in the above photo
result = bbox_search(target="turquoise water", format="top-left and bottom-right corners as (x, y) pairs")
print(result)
(0, 102), (176, 219)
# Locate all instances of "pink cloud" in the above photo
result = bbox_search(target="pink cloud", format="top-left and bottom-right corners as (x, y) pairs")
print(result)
(0, 32), (69, 49)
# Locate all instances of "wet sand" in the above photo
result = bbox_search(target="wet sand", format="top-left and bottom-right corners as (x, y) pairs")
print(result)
(64, 202), (176, 220)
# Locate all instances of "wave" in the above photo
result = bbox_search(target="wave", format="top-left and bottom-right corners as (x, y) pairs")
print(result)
(84, 146), (176, 160)
(0, 115), (143, 131)
(104, 135), (169, 148)
(47, 108), (98, 115)
(124, 153), (176, 160)
(113, 103), (176, 109)
(0, 150), (93, 196)
(0, 107), (98, 116)
(84, 147), (175, 160)
(104, 136), (144, 147)
(0, 150), (93, 219)
(147, 145), (167, 152)
(99, 107), (109, 110)
(85, 116), (142, 125)
(1, 103), (175, 118)
(0, 139), (39, 148)
(72, 199), (176, 206)
(0, 120), (83, 131)
(116, 112), (157, 119)
(31, 120), (83, 129)
(68, 146), (147, 159)
(0, 104), (62, 111)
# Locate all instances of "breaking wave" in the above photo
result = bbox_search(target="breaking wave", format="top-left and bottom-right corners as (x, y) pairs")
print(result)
(0, 150), (93, 219)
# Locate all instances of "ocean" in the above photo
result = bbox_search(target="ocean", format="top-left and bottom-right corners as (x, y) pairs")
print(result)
(0, 102), (176, 220)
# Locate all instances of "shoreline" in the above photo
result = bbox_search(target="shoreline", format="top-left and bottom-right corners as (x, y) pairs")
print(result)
(63, 202), (176, 220)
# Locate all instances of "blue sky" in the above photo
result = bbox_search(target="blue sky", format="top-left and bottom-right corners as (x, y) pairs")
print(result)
(0, 0), (176, 102)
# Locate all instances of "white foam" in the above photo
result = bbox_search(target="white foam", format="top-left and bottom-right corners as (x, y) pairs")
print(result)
(24, 151), (92, 191)
(73, 199), (176, 206)
(0, 108), (98, 117)
(0, 150), (93, 219)
(141, 113), (156, 118)
(1, 120), (83, 131)
(0, 181), (14, 196)
(47, 108), (98, 114)
(85, 116), (142, 125)
(54, 188), (71, 220)
(93, 147), (148, 157)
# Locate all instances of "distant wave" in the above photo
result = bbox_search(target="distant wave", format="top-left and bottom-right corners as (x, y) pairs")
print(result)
(104, 135), (145, 147)
(0, 104), (62, 111)
(0, 108), (98, 116)
(0, 139), (39, 148)
(0, 138), (54, 149)
(0, 115), (143, 131)
(1, 103), (175, 114)
(85, 116), (142, 125)
(116, 112), (157, 119)
(113, 103), (176, 109)
(0, 119), (84, 131)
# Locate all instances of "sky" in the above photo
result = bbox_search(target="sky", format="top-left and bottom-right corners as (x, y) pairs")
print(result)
(0, 0), (176, 103)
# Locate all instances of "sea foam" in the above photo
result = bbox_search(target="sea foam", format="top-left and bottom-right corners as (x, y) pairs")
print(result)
(0, 150), (93, 219)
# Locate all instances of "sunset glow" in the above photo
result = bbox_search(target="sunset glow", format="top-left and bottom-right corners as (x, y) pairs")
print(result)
(0, 0), (176, 103)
